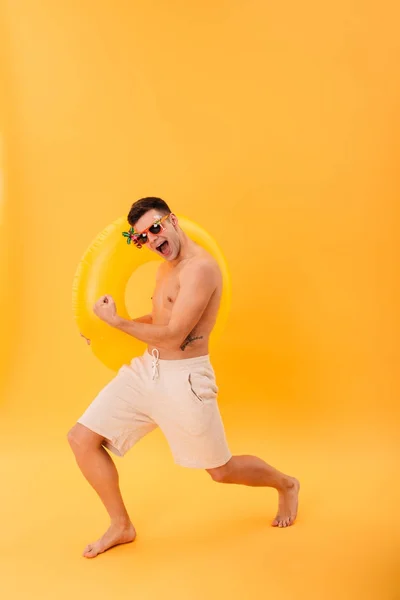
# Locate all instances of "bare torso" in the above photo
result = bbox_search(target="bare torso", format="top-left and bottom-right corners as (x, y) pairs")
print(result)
(148, 246), (222, 359)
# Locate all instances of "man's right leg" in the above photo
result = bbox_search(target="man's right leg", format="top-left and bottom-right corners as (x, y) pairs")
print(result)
(67, 423), (136, 558)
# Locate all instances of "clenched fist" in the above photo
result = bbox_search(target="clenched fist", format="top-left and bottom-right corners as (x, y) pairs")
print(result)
(93, 295), (118, 326)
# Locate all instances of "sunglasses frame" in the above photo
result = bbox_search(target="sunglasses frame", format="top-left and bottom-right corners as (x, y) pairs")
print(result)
(122, 213), (171, 249)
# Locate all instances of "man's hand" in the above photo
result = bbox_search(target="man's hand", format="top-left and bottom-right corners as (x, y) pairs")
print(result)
(93, 295), (118, 326)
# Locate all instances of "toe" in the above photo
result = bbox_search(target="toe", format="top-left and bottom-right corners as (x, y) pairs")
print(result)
(83, 545), (98, 558)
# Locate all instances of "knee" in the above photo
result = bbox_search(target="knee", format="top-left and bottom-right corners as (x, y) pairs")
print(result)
(67, 424), (82, 452)
(206, 461), (231, 484)
(67, 423), (102, 454)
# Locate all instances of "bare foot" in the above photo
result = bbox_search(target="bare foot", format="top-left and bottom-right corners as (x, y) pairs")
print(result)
(272, 477), (300, 528)
(83, 521), (136, 558)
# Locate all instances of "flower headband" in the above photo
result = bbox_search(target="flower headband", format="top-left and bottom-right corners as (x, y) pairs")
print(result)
(122, 226), (139, 246)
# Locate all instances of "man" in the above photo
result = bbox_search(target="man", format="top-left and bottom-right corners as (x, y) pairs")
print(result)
(68, 197), (299, 559)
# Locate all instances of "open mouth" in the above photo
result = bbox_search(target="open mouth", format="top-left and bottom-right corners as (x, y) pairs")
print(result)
(156, 240), (170, 256)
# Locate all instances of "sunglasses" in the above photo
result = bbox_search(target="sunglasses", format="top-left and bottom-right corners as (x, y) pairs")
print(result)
(122, 214), (170, 248)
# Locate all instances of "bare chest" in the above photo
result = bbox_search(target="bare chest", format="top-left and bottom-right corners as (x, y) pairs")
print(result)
(152, 270), (180, 310)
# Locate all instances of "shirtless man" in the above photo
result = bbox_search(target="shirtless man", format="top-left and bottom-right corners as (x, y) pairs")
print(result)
(68, 197), (299, 559)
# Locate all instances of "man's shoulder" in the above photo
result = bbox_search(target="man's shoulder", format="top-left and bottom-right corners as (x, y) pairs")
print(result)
(181, 253), (220, 284)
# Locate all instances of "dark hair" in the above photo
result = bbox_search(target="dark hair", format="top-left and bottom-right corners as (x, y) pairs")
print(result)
(127, 197), (172, 226)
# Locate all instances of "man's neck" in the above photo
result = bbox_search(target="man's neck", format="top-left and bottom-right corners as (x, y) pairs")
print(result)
(170, 230), (197, 266)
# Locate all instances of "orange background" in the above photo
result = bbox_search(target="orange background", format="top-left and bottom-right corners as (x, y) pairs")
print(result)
(1, 1), (399, 599)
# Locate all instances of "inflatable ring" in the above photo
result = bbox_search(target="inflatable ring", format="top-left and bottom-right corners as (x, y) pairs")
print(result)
(72, 215), (231, 371)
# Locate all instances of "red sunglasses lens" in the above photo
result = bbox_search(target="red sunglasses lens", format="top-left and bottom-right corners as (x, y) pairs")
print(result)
(149, 223), (162, 234)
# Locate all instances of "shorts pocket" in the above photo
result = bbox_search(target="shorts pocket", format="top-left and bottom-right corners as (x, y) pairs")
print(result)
(188, 371), (218, 406)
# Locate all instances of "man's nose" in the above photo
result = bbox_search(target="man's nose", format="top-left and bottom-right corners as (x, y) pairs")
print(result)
(147, 231), (159, 245)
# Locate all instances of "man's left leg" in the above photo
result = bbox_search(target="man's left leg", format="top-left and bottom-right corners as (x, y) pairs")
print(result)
(206, 456), (299, 528)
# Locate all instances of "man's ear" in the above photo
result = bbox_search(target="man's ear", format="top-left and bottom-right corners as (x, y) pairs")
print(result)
(170, 213), (178, 228)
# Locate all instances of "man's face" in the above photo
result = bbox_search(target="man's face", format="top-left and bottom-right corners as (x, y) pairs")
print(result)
(133, 209), (180, 260)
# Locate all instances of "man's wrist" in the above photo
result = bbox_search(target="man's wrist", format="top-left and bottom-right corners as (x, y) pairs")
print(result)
(111, 314), (124, 329)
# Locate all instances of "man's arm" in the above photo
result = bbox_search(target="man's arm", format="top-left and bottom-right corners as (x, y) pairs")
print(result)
(112, 261), (217, 350)
(132, 314), (153, 324)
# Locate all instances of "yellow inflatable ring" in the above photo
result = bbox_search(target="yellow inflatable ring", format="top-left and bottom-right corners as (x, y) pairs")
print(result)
(72, 215), (231, 371)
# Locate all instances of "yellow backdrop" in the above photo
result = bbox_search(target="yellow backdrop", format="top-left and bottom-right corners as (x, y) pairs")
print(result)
(0, 2), (398, 599)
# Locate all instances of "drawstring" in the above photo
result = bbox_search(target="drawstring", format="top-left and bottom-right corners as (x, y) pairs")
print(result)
(151, 348), (160, 380)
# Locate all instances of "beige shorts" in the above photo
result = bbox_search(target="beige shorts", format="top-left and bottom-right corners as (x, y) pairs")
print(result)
(77, 350), (232, 469)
